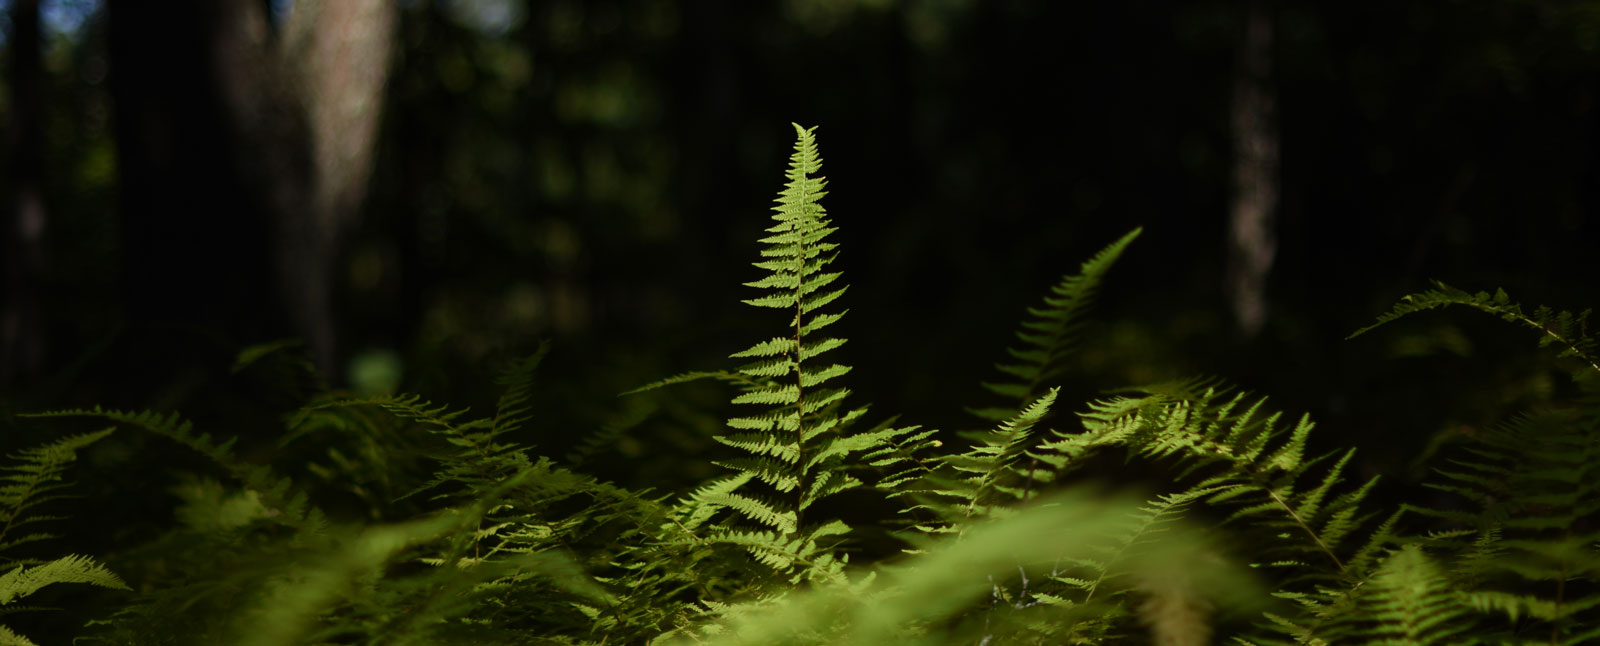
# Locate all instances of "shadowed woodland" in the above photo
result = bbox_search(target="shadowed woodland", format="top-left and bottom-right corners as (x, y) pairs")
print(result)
(0, 1), (1599, 644)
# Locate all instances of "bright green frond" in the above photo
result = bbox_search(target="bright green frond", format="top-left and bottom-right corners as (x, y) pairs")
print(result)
(707, 491), (797, 534)
(0, 554), (128, 605)
(916, 389), (1060, 527)
(1063, 383), (1373, 584)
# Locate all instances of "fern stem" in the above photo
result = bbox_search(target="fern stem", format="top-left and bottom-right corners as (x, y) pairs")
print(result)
(789, 195), (810, 539)
(1553, 562), (1566, 645)
(1513, 311), (1600, 377)
(1265, 487), (1346, 574)
(792, 313), (806, 535)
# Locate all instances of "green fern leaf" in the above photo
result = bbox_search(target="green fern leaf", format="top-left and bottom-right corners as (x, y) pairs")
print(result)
(0, 554), (128, 605)
(25, 408), (319, 527)
(972, 228), (1141, 422)
(1405, 407), (1600, 640)
(1340, 546), (1479, 645)
(1350, 281), (1599, 377)
(0, 429), (114, 554)
(680, 125), (868, 559)
(1061, 383), (1376, 584)
(491, 342), (550, 438)
(0, 625), (35, 646)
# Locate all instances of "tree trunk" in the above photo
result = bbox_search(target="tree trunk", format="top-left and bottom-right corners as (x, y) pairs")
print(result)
(279, 0), (396, 375)
(1227, 1), (1278, 339)
(108, 0), (394, 382)
(1, 0), (46, 388)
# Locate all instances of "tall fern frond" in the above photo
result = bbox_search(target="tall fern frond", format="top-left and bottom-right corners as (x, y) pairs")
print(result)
(971, 228), (1141, 422)
(724, 123), (861, 533)
(641, 124), (894, 584)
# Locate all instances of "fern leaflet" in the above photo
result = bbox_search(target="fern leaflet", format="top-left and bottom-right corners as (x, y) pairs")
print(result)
(972, 228), (1141, 422)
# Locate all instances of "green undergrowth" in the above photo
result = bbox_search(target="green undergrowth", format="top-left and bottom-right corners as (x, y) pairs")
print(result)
(5, 124), (1598, 645)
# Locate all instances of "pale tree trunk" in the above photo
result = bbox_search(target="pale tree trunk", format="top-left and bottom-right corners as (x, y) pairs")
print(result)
(279, 0), (396, 375)
(1, 0), (47, 388)
(111, 0), (394, 381)
(1227, 1), (1278, 339)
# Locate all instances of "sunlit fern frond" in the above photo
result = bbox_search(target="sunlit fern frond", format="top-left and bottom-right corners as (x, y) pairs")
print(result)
(920, 389), (1061, 527)
(0, 553), (128, 605)
(1057, 382), (1378, 590)
(637, 125), (920, 585)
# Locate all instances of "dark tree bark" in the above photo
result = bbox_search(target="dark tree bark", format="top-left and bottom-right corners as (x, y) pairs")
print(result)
(107, 0), (394, 382)
(2, 0), (49, 388)
(108, 0), (295, 353)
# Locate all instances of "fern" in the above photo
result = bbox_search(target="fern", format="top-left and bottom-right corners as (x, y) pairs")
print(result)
(0, 429), (115, 558)
(0, 431), (126, 646)
(918, 388), (1062, 530)
(278, 351), (696, 643)
(1319, 546), (1479, 645)
(1056, 381), (1380, 590)
(0, 554), (127, 606)
(1402, 408), (1600, 643)
(1348, 284), (1600, 644)
(719, 123), (864, 541)
(658, 490), (1251, 646)
(972, 228), (1142, 422)
(634, 124), (929, 585)
(23, 408), (321, 529)
(1349, 280), (1599, 378)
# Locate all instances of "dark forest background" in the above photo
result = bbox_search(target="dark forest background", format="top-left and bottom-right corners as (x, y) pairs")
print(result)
(1, 0), (1597, 489)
